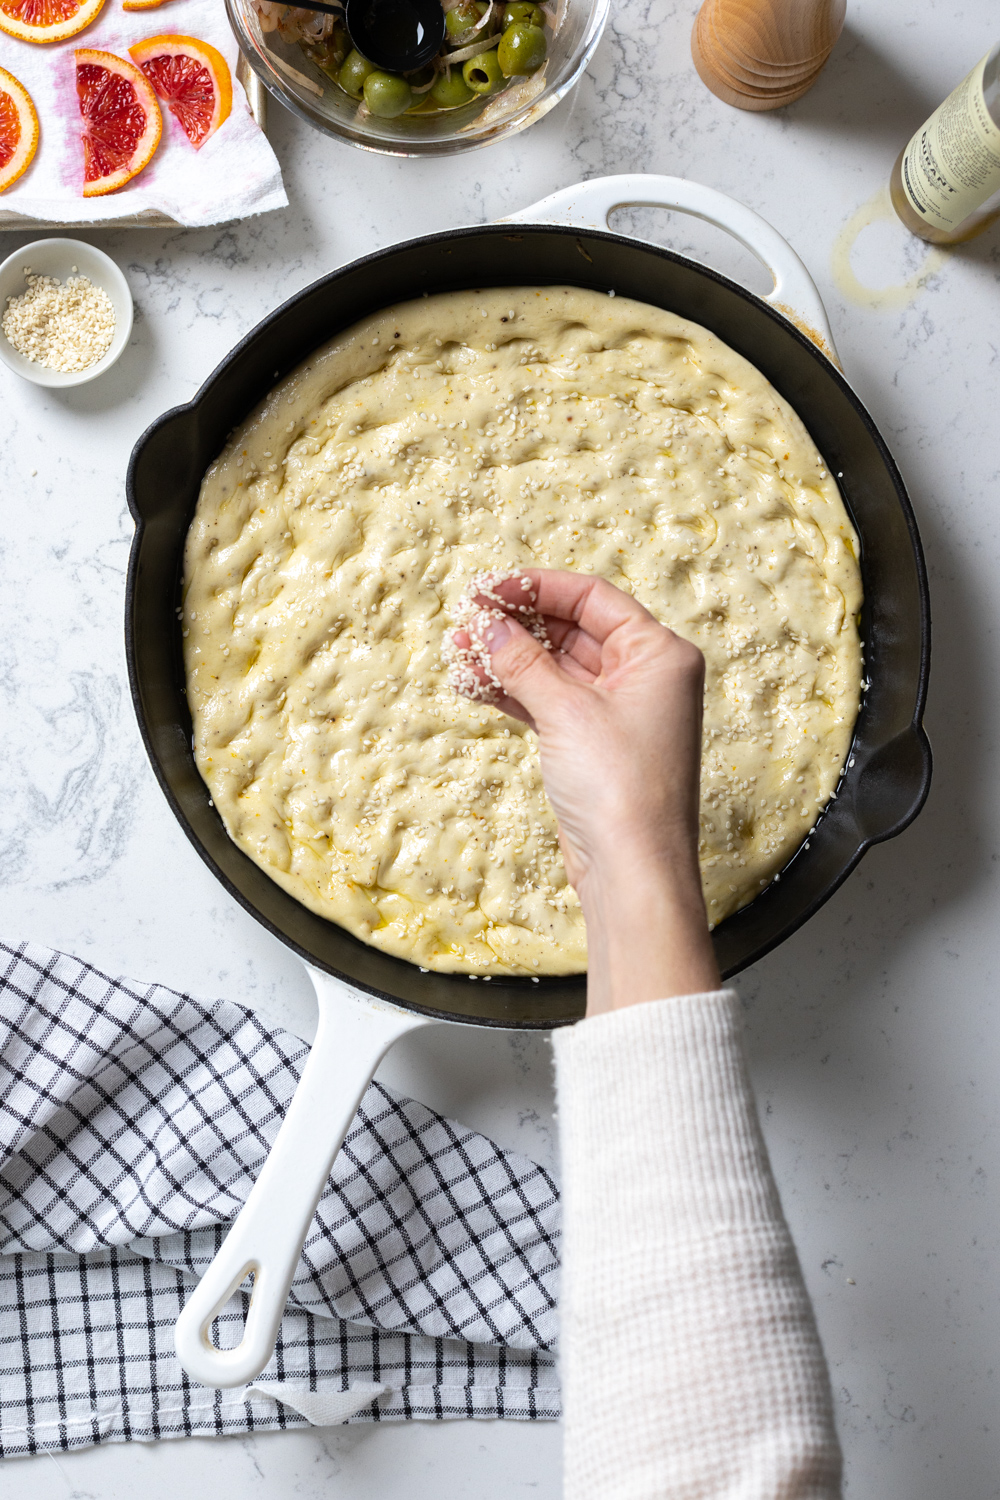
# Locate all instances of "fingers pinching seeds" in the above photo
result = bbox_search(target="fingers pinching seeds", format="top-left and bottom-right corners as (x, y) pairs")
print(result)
(446, 568), (681, 717)
(468, 570), (632, 678)
(446, 569), (597, 724)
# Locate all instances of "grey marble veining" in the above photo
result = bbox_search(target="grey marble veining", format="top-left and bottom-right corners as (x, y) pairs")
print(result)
(2, 0), (1000, 1493)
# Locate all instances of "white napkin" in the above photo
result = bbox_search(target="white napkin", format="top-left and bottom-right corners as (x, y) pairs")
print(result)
(247, 1381), (390, 1425)
(0, 0), (287, 226)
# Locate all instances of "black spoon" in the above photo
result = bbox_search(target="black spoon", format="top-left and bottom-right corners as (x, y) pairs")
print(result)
(343, 0), (445, 72)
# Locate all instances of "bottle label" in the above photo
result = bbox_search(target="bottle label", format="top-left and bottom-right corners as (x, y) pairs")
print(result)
(900, 52), (1000, 232)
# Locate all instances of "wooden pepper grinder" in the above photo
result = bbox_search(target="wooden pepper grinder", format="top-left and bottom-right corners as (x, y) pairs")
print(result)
(692, 0), (846, 112)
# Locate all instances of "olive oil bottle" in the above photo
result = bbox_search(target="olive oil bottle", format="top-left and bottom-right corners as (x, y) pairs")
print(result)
(890, 41), (1000, 245)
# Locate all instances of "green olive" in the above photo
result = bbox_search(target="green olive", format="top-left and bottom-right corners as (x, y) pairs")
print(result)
(363, 69), (413, 116)
(431, 67), (477, 107)
(445, 0), (486, 37)
(405, 64), (435, 87)
(497, 21), (547, 74)
(338, 48), (375, 98)
(462, 47), (503, 94)
(503, 2), (545, 28)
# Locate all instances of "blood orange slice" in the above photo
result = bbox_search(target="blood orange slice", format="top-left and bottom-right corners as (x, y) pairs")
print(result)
(129, 35), (232, 150)
(0, 65), (39, 193)
(0, 0), (104, 44)
(122, 0), (176, 10)
(75, 49), (162, 197)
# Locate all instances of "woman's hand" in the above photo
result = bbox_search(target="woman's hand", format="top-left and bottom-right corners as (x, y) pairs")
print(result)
(450, 570), (720, 1013)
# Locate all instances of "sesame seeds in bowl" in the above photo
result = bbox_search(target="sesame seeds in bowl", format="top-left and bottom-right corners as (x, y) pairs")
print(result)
(0, 239), (133, 388)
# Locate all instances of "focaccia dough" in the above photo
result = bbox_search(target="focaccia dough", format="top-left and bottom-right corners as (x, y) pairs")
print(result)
(183, 287), (862, 975)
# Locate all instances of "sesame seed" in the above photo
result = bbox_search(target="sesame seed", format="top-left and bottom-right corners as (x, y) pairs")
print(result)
(2, 270), (115, 372)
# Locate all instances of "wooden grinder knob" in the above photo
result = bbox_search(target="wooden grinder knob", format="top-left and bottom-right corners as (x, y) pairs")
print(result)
(692, 0), (846, 111)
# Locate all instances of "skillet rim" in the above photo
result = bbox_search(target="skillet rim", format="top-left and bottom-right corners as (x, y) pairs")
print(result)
(125, 221), (932, 1028)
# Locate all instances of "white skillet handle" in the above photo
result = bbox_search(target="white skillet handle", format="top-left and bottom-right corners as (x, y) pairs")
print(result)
(503, 174), (840, 367)
(173, 973), (430, 1389)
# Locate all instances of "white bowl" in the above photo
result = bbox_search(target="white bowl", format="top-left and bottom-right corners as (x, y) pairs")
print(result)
(0, 238), (133, 388)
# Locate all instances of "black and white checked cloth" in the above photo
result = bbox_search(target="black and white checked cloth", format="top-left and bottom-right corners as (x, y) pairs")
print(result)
(0, 941), (561, 1459)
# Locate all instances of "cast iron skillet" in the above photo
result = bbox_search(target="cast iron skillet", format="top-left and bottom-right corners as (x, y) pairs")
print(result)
(126, 177), (930, 1386)
(126, 181), (931, 1026)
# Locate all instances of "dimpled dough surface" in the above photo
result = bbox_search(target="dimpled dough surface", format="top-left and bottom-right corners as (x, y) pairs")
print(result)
(184, 287), (862, 976)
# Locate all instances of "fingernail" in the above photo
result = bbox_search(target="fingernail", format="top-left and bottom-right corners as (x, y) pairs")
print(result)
(482, 619), (513, 653)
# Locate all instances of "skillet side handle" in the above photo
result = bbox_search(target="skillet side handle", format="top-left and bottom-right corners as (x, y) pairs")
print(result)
(126, 404), (200, 525)
(173, 976), (430, 1389)
(501, 174), (840, 368)
(853, 723), (933, 846)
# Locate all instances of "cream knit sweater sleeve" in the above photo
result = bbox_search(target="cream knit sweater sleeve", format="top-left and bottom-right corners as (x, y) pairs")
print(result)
(552, 990), (842, 1500)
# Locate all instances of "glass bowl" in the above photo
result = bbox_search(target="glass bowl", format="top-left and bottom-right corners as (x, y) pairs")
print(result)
(226, 0), (610, 155)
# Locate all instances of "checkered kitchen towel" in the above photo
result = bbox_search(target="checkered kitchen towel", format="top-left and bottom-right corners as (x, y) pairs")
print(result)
(0, 941), (560, 1459)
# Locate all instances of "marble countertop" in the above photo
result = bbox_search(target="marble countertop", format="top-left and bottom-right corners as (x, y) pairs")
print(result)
(3, 0), (999, 1494)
